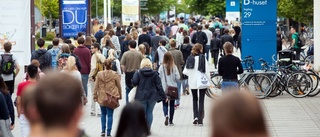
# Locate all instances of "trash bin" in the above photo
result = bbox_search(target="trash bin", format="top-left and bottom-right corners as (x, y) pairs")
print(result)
(42, 27), (47, 38)
(278, 49), (293, 67)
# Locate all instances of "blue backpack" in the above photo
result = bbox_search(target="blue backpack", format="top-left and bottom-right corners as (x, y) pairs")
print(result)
(49, 48), (60, 68)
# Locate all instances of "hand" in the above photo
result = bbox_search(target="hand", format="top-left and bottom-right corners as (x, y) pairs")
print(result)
(89, 78), (94, 82)
(166, 98), (169, 102)
(10, 125), (14, 130)
(94, 98), (97, 102)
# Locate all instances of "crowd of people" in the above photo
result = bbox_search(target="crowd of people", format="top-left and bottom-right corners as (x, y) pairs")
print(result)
(0, 17), (271, 137)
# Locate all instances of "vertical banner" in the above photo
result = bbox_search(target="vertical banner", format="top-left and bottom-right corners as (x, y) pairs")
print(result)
(0, 0), (31, 66)
(61, 0), (88, 37)
(226, 0), (240, 22)
(122, 0), (139, 26)
(241, 0), (277, 68)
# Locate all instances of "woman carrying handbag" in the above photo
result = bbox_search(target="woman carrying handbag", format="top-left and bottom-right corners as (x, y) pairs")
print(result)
(94, 59), (122, 137)
(183, 43), (210, 126)
(158, 52), (180, 126)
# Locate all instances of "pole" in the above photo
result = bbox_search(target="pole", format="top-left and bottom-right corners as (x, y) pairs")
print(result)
(104, 0), (107, 28)
(59, 0), (62, 38)
(96, 0), (98, 18)
(87, 0), (91, 36)
(107, 0), (111, 24)
(31, 0), (35, 52)
(40, 0), (42, 38)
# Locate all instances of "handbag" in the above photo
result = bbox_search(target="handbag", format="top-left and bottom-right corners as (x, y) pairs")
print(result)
(128, 87), (137, 102)
(103, 92), (119, 109)
(197, 71), (210, 89)
(163, 66), (178, 99)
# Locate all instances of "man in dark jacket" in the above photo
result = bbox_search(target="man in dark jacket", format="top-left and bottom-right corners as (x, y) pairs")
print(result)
(220, 29), (234, 55)
(73, 37), (91, 97)
(210, 32), (221, 69)
(31, 38), (52, 73)
(138, 27), (152, 46)
(94, 26), (104, 44)
(191, 25), (208, 55)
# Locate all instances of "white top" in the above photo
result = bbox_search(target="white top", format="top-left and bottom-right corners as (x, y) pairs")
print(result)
(113, 59), (121, 75)
(182, 56), (210, 89)
(0, 53), (18, 81)
(111, 36), (120, 52)
(61, 70), (82, 82)
(203, 29), (213, 45)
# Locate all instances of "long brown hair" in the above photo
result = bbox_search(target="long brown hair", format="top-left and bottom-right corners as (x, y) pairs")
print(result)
(0, 76), (8, 95)
(162, 52), (175, 75)
(191, 43), (203, 56)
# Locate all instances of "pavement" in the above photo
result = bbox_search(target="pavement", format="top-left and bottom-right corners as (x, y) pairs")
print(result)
(11, 47), (320, 137)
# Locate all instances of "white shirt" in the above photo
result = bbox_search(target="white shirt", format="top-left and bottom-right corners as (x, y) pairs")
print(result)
(203, 29), (213, 45)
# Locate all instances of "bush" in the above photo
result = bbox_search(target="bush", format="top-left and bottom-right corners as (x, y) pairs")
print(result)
(35, 31), (56, 41)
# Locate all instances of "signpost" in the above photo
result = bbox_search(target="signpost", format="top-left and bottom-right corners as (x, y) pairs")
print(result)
(241, 0), (277, 68)
(226, 0), (240, 22)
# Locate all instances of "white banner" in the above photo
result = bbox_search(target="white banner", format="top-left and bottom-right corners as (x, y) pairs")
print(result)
(0, 0), (31, 66)
(122, 0), (139, 26)
(226, 12), (240, 22)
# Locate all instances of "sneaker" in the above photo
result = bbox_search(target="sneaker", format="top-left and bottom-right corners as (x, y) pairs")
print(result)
(90, 112), (96, 116)
(198, 124), (203, 127)
(169, 123), (174, 126)
(186, 89), (190, 95)
(97, 113), (102, 117)
(101, 132), (105, 137)
(164, 116), (169, 126)
(193, 118), (198, 125)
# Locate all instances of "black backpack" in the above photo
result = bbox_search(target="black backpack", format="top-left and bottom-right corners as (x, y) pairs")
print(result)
(195, 32), (205, 44)
(296, 34), (305, 47)
(37, 52), (47, 70)
(111, 60), (117, 72)
(1, 54), (15, 74)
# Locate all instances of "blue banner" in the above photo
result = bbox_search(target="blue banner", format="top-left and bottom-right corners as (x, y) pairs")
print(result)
(226, 0), (240, 12)
(61, 0), (88, 38)
(241, 0), (277, 69)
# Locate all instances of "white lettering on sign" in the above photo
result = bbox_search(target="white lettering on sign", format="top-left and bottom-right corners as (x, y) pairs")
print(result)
(231, 1), (235, 6)
(62, 10), (87, 25)
(244, 0), (268, 6)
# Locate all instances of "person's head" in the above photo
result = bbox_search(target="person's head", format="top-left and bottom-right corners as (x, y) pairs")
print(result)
(191, 17), (196, 22)
(223, 42), (234, 54)
(213, 32), (217, 39)
(130, 22), (133, 26)
(179, 27), (184, 33)
(183, 36), (190, 44)
(223, 28), (229, 35)
(169, 39), (176, 48)
(148, 26), (153, 32)
(65, 56), (77, 71)
(64, 39), (72, 44)
(128, 40), (137, 49)
(107, 48), (117, 60)
(205, 24), (209, 29)
(163, 52), (175, 75)
(84, 36), (92, 46)
(22, 85), (40, 126)
(142, 27), (148, 33)
(105, 39), (114, 48)
(77, 32), (84, 38)
(138, 44), (146, 55)
(91, 43), (101, 54)
(180, 20), (185, 24)
(34, 73), (83, 130)
(77, 37), (85, 45)
(191, 43), (203, 55)
(0, 76), (8, 95)
(106, 23), (113, 31)
(52, 38), (59, 46)
(290, 27), (297, 34)
(183, 30), (188, 36)
(28, 64), (39, 79)
(234, 22), (240, 27)
(99, 25), (104, 30)
(61, 44), (70, 54)
(109, 29), (115, 37)
(173, 22), (178, 26)
(120, 30), (126, 35)
(151, 19), (155, 23)
(124, 34), (132, 41)
(104, 58), (113, 70)
(91, 37), (97, 43)
(140, 58), (152, 69)
(69, 44), (76, 54)
(211, 92), (268, 137)
(155, 28), (160, 34)
(31, 59), (40, 68)
(115, 102), (150, 137)
(198, 25), (203, 31)
(132, 31), (138, 40)
(159, 39), (166, 46)
(142, 42), (150, 55)
(3, 42), (12, 52)
(47, 44), (53, 50)
(37, 38), (45, 48)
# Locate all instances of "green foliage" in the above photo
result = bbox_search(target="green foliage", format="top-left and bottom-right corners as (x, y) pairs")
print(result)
(35, 0), (59, 19)
(278, 0), (313, 24)
(185, 0), (226, 16)
(176, 0), (191, 14)
(141, 0), (177, 15)
(36, 32), (56, 41)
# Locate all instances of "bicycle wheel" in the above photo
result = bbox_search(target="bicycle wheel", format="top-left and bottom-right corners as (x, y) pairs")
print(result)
(246, 74), (271, 99)
(307, 72), (320, 97)
(207, 74), (223, 98)
(304, 55), (314, 64)
(286, 72), (313, 98)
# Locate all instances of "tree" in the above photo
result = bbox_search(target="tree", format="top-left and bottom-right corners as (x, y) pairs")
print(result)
(184, 0), (226, 16)
(278, 0), (313, 24)
(35, 0), (59, 31)
(141, 0), (177, 15)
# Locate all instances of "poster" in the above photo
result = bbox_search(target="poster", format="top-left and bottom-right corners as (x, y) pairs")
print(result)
(0, 0), (31, 66)
(61, 0), (88, 37)
(226, 0), (240, 22)
(122, 0), (139, 26)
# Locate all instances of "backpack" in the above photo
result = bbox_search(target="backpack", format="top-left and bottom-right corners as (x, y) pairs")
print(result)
(0, 54), (15, 74)
(195, 32), (205, 44)
(92, 55), (104, 80)
(296, 33), (305, 47)
(49, 48), (60, 68)
(37, 51), (47, 70)
(111, 60), (117, 72)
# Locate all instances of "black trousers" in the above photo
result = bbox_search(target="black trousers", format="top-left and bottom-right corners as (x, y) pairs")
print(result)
(191, 88), (206, 124)
(5, 80), (15, 96)
(294, 48), (301, 60)
(211, 50), (219, 68)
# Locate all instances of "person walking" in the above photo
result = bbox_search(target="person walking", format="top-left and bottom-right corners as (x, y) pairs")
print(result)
(203, 24), (213, 60)
(191, 25), (208, 56)
(183, 43), (210, 126)
(220, 29), (234, 55)
(0, 76), (14, 137)
(94, 59), (122, 137)
(31, 38), (52, 73)
(153, 40), (168, 70)
(151, 28), (164, 60)
(131, 58), (166, 130)
(210, 32), (221, 69)
(109, 30), (121, 55)
(158, 52), (180, 126)
(48, 38), (61, 69)
(107, 49), (122, 77)
(180, 37), (192, 95)
(218, 42), (243, 91)
(291, 27), (301, 60)
(138, 27), (152, 46)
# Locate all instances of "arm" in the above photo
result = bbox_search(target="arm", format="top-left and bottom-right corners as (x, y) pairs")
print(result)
(153, 51), (159, 69)
(16, 96), (21, 118)
(155, 75), (166, 101)
(191, 33), (196, 44)
(14, 59), (20, 77)
(116, 60), (121, 76)
(75, 56), (82, 71)
(218, 59), (223, 76)
(179, 51), (185, 65)
(174, 65), (180, 82)
(89, 55), (96, 78)
(203, 33), (208, 44)
(120, 53), (126, 72)
(237, 58), (244, 74)
(131, 71), (139, 86)
(115, 75), (122, 99)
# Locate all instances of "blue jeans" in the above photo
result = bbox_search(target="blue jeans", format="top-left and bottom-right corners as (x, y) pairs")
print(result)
(100, 106), (114, 136)
(175, 81), (182, 105)
(126, 86), (132, 104)
(81, 74), (89, 96)
(151, 50), (156, 62)
(139, 100), (156, 129)
(182, 79), (189, 94)
(162, 100), (175, 123)
(206, 45), (210, 61)
(221, 81), (239, 92)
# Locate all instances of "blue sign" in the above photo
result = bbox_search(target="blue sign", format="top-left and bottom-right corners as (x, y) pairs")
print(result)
(241, 0), (277, 69)
(226, 0), (240, 12)
(61, 0), (88, 37)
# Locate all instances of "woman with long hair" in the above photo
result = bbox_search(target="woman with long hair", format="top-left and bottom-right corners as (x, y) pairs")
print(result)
(115, 102), (150, 137)
(183, 43), (209, 126)
(109, 30), (121, 54)
(94, 59), (122, 137)
(158, 52), (180, 126)
(84, 36), (93, 49)
(120, 34), (132, 59)
(0, 76), (14, 136)
(180, 37), (192, 95)
(142, 42), (152, 60)
(107, 49), (121, 77)
(103, 39), (116, 58)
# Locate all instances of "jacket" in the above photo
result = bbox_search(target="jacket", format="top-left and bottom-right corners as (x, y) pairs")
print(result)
(31, 49), (52, 72)
(220, 34), (234, 47)
(168, 49), (185, 80)
(158, 65), (180, 94)
(93, 70), (122, 106)
(74, 45), (92, 74)
(210, 38), (221, 51)
(191, 31), (208, 52)
(131, 68), (166, 102)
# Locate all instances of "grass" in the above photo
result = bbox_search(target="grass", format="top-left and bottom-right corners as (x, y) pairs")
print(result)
(35, 42), (50, 50)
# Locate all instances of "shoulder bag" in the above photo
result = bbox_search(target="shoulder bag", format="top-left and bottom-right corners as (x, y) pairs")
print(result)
(163, 66), (178, 99)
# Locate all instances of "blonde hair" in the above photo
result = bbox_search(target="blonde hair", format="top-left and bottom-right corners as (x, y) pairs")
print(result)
(65, 56), (77, 71)
(132, 32), (138, 40)
(107, 48), (116, 60)
(138, 44), (146, 55)
(140, 58), (152, 69)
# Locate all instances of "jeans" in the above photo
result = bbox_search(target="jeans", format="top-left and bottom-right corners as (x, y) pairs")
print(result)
(191, 89), (206, 124)
(182, 79), (189, 94)
(162, 100), (175, 123)
(294, 48), (301, 60)
(100, 106), (114, 136)
(151, 50), (156, 62)
(19, 114), (30, 137)
(205, 45), (210, 61)
(5, 80), (14, 96)
(139, 100), (156, 129)
(221, 81), (239, 92)
(81, 74), (89, 96)
(211, 50), (219, 68)
(126, 86), (132, 104)
(175, 81), (182, 105)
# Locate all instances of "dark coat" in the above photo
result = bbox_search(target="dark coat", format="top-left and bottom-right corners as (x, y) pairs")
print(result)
(220, 34), (234, 47)
(31, 49), (52, 72)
